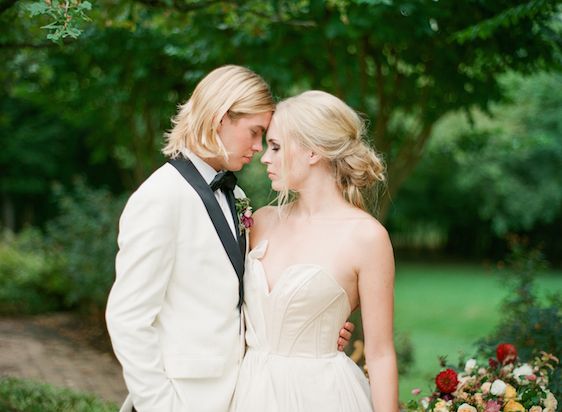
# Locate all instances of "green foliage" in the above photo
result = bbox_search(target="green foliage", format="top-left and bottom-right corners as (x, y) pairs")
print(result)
(478, 237), (562, 399)
(26, 0), (92, 43)
(46, 180), (126, 313)
(395, 331), (415, 376)
(2, 1), (562, 248)
(452, 0), (560, 43)
(0, 376), (117, 412)
(0, 228), (66, 314)
(390, 72), (562, 259)
(0, 180), (126, 315)
(4, 0), (560, 224)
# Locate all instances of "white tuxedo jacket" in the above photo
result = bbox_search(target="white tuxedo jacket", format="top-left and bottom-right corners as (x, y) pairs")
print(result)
(106, 161), (247, 412)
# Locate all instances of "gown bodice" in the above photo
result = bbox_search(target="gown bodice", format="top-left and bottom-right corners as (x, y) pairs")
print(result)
(243, 240), (352, 358)
(232, 240), (373, 412)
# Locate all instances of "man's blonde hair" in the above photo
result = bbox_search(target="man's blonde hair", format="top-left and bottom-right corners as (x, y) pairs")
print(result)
(163, 65), (275, 159)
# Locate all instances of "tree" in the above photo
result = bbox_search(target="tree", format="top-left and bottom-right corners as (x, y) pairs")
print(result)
(237, 0), (561, 218)
(4, 0), (561, 223)
(389, 72), (562, 261)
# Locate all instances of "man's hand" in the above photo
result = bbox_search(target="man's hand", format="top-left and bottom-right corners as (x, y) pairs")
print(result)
(337, 321), (355, 352)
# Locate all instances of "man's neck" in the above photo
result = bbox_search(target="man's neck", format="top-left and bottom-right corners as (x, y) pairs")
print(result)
(201, 156), (223, 172)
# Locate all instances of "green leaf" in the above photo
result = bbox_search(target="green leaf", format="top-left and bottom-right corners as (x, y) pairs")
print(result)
(79, 1), (93, 12)
(26, 2), (50, 17)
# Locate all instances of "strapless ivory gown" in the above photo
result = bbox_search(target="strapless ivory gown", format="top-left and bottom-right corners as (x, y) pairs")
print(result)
(231, 240), (373, 412)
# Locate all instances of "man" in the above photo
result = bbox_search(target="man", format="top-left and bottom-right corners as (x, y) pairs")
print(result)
(106, 65), (353, 412)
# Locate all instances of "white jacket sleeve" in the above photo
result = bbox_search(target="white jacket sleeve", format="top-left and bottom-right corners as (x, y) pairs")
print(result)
(106, 182), (186, 412)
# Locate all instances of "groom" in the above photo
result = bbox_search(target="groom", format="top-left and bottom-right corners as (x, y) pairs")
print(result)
(106, 65), (353, 412)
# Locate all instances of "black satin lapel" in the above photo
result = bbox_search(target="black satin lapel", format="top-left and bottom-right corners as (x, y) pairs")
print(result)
(225, 189), (246, 257)
(168, 158), (245, 280)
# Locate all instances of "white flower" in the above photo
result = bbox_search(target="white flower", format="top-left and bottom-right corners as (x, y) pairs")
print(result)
(480, 381), (491, 394)
(477, 367), (487, 375)
(490, 379), (507, 396)
(457, 403), (477, 412)
(502, 363), (515, 373)
(513, 363), (533, 382)
(434, 400), (451, 412)
(464, 359), (477, 373)
(455, 375), (475, 394)
(529, 406), (542, 412)
(544, 391), (557, 412)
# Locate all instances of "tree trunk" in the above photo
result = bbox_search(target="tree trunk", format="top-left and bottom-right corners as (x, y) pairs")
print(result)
(374, 124), (434, 222)
(2, 193), (15, 231)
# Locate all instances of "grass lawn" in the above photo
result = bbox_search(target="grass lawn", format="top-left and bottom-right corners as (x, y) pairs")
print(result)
(393, 262), (562, 403)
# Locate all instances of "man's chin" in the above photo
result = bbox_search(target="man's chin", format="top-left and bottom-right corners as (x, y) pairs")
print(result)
(225, 161), (244, 172)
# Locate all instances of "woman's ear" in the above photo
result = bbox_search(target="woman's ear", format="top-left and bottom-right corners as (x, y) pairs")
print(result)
(309, 151), (322, 165)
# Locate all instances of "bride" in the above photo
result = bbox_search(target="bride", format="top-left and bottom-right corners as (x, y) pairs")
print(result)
(231, 90), (398, 412)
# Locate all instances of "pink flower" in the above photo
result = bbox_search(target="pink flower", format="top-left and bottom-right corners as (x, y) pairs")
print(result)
(241, 214), (254, 229)
(527, 373), (537, 381)
(484, 400), (502, 412)
(411, 388), (421, 395)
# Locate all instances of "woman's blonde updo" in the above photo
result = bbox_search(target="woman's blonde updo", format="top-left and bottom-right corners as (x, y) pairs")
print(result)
(274, 90), (385, 211)
(163, 65), (275, 159)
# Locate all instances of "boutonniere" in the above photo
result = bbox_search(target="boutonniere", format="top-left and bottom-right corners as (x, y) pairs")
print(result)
(235, 197), (254, 235)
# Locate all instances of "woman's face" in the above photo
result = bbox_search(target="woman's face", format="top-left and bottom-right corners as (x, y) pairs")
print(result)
(261, 118), (311, 192)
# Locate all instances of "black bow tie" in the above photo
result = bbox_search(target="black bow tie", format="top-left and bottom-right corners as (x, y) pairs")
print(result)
(210, 171), (237, 192)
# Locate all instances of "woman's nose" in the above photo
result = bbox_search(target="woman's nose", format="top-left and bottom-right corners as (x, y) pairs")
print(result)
(261, 150), (270, 164)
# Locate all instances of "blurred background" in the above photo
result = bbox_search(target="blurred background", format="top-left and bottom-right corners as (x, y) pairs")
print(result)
(1, 0), (561, 410)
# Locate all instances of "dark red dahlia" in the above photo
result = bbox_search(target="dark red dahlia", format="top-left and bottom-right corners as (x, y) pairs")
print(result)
(496, 343), (517, 364)
(435, 368), (459, 394)
(488, 357), (498, 369)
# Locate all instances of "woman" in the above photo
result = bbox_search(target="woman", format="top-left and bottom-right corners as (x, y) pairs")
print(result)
(232, 90), (398, 412)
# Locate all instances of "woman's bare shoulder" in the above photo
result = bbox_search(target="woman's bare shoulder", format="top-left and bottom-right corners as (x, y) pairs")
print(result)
(343, 208), (392, 257)
(250, 205), (279, 244)
(253, 205), (277, 217)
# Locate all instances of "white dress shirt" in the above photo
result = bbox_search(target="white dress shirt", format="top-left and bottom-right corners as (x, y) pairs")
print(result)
(183, 150), (237, 238)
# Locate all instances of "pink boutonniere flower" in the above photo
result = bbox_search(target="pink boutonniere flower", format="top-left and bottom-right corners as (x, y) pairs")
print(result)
(235, 197), (253, 235)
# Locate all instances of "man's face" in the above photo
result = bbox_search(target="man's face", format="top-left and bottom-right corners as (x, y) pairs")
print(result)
(215, 111), (273, 171)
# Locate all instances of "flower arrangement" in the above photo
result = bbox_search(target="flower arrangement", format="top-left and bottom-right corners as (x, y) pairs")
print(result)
(407, 343), (559, 412)
(235, 197), (253, 234)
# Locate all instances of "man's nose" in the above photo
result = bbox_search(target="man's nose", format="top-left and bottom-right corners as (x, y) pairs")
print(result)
(252, 139), (263, 152)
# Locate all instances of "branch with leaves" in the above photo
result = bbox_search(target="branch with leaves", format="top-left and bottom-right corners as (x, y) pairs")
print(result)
(26, 0), (91, 43)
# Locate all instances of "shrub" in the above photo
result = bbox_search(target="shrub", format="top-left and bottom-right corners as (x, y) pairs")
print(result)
(46, 180), (126, 317)
(478, 236), (561, 399)
(0, 377), (117, 412)
(0, 228), (66, 314)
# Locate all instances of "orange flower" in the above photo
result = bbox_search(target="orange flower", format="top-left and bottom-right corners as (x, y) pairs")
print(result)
(503, 400), (525, 412)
